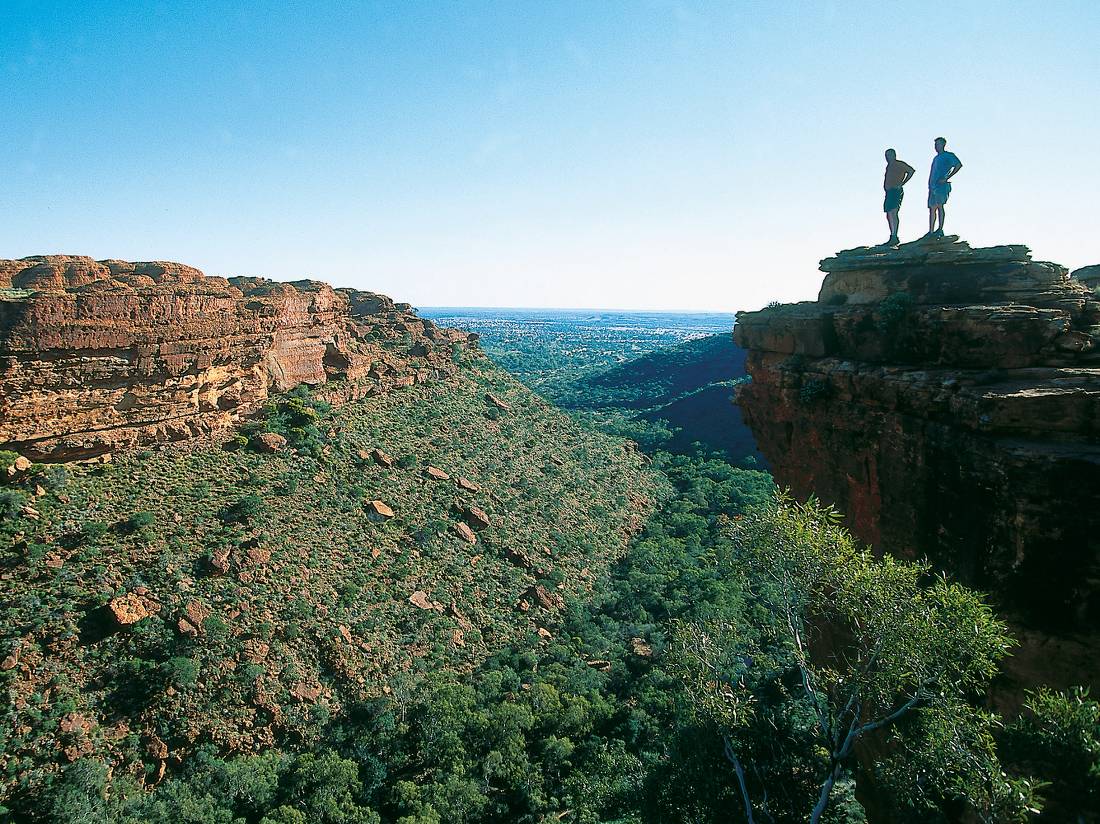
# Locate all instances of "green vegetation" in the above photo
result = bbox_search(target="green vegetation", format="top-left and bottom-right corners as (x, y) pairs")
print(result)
(1, 319), (1095, 822)
(1002, 687), (1100, 819)
(672, 498), (1033, 822)
(243, 385), (332, 457)
(0, 355), (657, 820)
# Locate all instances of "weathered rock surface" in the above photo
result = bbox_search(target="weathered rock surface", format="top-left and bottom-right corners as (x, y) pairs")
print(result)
(108, 592), (160, 626)
(0, 256), (475, 460)
(735, 237), (1100, 693)
(252, 432), (287, 453)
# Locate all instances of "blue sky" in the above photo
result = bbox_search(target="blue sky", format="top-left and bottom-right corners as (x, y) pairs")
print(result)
(3, 1), (1098, 310)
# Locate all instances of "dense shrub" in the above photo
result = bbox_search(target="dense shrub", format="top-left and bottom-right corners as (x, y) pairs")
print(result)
(220, 494), (265, 524)
(0, 490), (27, 520)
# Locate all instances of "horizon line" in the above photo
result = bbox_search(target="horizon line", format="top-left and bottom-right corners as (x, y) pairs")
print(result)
(416, 305), (740, 315)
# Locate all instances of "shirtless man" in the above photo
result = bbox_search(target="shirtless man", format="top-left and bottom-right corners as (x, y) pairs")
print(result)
(925, 137), (963, 239)
(882, 148), (915, 247)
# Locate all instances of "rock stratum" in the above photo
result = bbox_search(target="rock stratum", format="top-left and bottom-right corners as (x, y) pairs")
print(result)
(735, 238), (1100, 693)
(0, 255), (473, 460)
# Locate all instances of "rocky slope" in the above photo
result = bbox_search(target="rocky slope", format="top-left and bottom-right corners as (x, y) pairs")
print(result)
(0, 255), (473, 461)
(734, 238), (1100, 693)
(0, 260), (660, 806)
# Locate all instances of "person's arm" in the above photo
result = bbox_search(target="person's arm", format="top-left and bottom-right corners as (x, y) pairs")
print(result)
(944, 156), (963, 181)
(901, 163), (915, 186)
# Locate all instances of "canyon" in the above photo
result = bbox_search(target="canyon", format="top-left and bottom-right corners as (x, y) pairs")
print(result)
(0, 256), (473, 461)
(735, 237), (1100, 694)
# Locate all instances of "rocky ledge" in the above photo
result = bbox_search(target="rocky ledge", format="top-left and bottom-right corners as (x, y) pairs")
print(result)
(0, 256), (475, 460)
(734, 237), (1100, 693)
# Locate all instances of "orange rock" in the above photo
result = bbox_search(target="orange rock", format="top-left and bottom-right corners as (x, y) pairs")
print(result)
(370, 448), (394, 467)
(177, 618), (199, 637)
(409, 590), (436, 610)
(183, 599), (210, 628)
(0, 256), (465, 461)
(425, 466), (450, 481)
(291, 682), (323, 702)
(252, 432), (287, 453)
(530, 584), (564, 610)
(210, 546), (231, 574)
(245, 546), (271, 565)
(109, 592), (160, 625)
(464, 506), (491, 530)
(59, 712), (92, 734)
(485, 392), (511, 411)
(365, 500), (394, 520)
(456, 476), (480, 492)
(452, 522), (477, 544)
(147, 734), (169, 759)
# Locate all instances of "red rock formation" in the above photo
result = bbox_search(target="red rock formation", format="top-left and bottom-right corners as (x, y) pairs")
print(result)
(0, 255), (474, 460)
(735, 238), (1100, 693)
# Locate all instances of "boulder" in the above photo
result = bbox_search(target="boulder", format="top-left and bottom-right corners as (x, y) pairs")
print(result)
(409, 590), (437, 610)
(464, 506), (491, 530)
(370, 448), (394, 467)
(210, 546), (231, 574)
(456, 476), (480, 492)
(109, 592), (160, 626)
(365, 500), (394, 520)
(485, 392), (511, 412)
(252, 432), (287, 453)
(452, 522), (477, 544)
(425, 466), (450, 481)
(4, 455), (32, 479)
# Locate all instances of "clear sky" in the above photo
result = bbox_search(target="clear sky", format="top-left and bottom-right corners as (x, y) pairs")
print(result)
(3, 1), (1098, 311)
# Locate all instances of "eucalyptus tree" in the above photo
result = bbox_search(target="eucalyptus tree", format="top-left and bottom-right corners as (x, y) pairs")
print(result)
(671, 497), (1040, 823)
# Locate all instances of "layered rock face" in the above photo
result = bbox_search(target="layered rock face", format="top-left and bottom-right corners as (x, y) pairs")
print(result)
(0, 256), (474, 460)
(735, 238), (1100, 690)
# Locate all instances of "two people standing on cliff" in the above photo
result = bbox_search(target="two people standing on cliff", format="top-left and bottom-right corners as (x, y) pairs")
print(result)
(881, 137), (963, 247)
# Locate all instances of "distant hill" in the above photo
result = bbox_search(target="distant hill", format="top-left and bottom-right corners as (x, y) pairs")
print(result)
(560, 333), (747, 410)
(555, 334), (762, 463)
(638, 382), (761, 460)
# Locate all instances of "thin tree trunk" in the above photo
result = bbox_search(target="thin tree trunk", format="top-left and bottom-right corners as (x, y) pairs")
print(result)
(809, 763), (841, 824)
(723, 736), (757, 824)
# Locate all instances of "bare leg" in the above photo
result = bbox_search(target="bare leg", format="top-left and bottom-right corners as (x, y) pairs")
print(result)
(937, 205), (946, 232)
(929, 208), (936, 234)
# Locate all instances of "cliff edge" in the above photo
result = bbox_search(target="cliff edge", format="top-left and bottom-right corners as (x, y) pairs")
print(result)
(734, 237), (1100, 692)
(0, 255), (474, 460)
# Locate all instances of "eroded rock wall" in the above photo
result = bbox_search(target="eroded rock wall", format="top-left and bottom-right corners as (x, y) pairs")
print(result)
(734, 238), (1100, 692)
(0, 256), (474, 460)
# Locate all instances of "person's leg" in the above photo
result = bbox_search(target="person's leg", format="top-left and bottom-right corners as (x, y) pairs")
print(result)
(887, 209), (898, 237)
(938, 205), (946, 232)
(928, 207), (936, 234)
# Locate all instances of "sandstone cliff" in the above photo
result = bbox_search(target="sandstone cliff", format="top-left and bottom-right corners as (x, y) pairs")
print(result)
(0, 256), (474, 460)
(734, 238), (1100, 692)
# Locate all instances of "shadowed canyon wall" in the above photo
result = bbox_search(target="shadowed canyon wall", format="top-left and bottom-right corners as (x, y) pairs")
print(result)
(734, 238), (1100, 694)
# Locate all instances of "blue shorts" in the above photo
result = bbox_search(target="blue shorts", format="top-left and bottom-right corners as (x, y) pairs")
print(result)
(884, 187), (904, 212)
(928, 182), (951, 207)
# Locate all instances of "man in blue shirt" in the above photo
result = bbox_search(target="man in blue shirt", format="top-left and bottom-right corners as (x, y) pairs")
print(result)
(924, 137), (963, 239)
